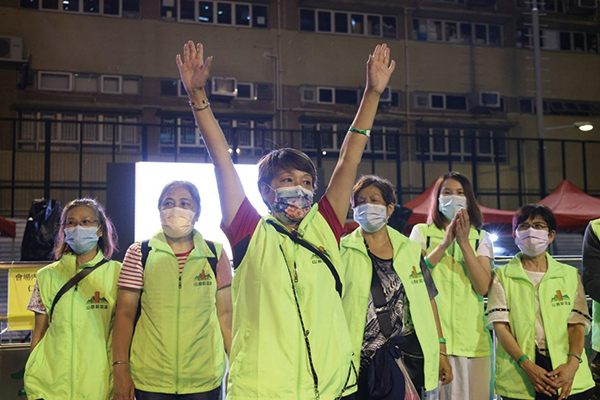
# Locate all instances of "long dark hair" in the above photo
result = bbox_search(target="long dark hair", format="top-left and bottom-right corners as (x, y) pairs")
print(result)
(427, 171), (483, 230)
(53, 198), (118, 259)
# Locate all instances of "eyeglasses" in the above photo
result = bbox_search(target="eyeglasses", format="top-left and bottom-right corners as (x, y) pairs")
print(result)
(516, 222), (549, 231)
(65, 219), (99, 228)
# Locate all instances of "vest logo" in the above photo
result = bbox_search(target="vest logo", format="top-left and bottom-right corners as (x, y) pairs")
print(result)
(194, 270), (213, 286)
(551, 290), (571, 307)
(409, 266), (424, 284)
(311, 246), (330, 264)
(86, 291), (109, 310)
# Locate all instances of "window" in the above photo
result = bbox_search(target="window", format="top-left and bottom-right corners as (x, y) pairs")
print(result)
(160, 79), (179, 96)
(299, 9), (396, 38)
(335, 88), (358, 105)
(180, 1), (266, 27)
(519, 98), (534, 114)
(18, 112), (141, 151)
(74, 73), (99, 92)
(317, 87), (334, 104)
(413, 19), (501, 47)
(21, 0), (138, 17)
(416, 127), (507, 163)
(101, 75), (122, 94)
(161, 0), (176, 17)
(236, 82), (254, 100)
(122, 77), (141, 94)
(427, 93), (468, 110)
(301, 87), (316, 102)
(38, 71), (72, 91)
(519, 28), (598, 53)
(480, 92), (500, 107)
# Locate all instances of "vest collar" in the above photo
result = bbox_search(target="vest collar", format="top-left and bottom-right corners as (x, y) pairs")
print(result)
(61, 249), (106, 270)
(504, 253), (564, 281)
(148, 229), (215, 259)
(342, 225), (410, 259)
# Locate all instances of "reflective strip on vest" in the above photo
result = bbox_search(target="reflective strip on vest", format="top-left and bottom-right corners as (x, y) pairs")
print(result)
(341, 226), (440, 391)
(24, 251), (121, 400)
(416, 223), (492, 357)
(493, 255), (594, 399)
(130, 230), (226, 394)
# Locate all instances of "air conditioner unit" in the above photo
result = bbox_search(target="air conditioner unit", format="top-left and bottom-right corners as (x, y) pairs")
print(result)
(211, 77), (237, 97)
(0, 36), (25, 62)
(380, 86), (392, 102)
(479, 91), (501, 108)
(577, 0), (597, 8)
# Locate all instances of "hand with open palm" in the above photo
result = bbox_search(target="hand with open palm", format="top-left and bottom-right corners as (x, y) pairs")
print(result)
(365, 43), (396, 95)
(176, 40), (212, 99)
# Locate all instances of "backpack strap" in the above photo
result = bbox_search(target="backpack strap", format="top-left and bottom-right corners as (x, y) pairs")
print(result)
(134, 240), (152, 329)
(204, 240), (219, 276)
(49, 258), (109, 322)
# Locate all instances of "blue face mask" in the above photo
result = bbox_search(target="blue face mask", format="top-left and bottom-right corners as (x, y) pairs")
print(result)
(438, 195), (467, 221)
(353, 203), (388, 233)
(64, 226), (99, 255)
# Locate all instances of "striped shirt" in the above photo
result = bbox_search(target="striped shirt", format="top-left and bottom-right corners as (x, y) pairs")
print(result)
(117, 242), (232, 290)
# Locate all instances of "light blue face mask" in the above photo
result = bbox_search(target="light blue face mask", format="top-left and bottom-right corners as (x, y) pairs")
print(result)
(438, 195), (467, 221)
(64, 226), (99, 255)
(353, 203), (388, 233)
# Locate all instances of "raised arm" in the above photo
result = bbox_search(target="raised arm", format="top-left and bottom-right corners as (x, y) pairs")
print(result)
(176, 41), (245, 227)
(325, 44), (396, 225)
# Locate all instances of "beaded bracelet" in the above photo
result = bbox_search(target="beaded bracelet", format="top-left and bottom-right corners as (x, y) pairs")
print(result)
(440, 351), (448, 357)
(349, 126), (371, 137)
(112, 360), (129, 367)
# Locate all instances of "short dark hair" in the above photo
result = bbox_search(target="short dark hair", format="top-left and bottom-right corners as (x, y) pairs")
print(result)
(512, 204), (557, 233)
(257, 148), (317, 191)
(54, 198), (118, 259)
(158, 181), (202, 220)
(428, 171), (483, 230)
(351, 175), (397, 207)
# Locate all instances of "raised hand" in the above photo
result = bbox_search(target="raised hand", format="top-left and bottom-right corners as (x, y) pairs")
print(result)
(454, 209), (471, 244)
(365, 43), (396, 95)
(176, 41), (213, 98)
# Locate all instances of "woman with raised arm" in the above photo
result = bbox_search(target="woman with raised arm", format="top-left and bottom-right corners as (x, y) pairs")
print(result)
(409, 171), (494, 400)
(176, 41), (395, 399)
(24, 198), (120, 400)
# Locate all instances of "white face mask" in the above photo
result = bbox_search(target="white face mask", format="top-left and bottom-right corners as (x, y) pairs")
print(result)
(160, 207), (196, 239)
(438, 195), (467, 221)
(515, 228), (549, 257)
(353, 203), (388, 233)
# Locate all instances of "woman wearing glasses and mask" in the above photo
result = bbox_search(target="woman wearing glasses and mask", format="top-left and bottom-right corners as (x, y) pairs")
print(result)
(25, 198), (120, 400)
(486, 204), (594, 400)
(112, 180), (233, 400)
(409, 171), (494, 400)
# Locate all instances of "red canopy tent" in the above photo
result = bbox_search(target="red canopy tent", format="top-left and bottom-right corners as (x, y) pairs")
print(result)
(538, 180), (600, 231)
(0, 216), (16, 238)
(403, 181), (514, 227)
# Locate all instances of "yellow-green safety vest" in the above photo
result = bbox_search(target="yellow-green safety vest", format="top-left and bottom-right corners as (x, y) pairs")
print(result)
(228, 205), (356, 400)
(589, 218), (600, 351)
(492, 254), (594, 399)
(341, 225), (440, 391)
(24, 250), (121, 400)
(415, 223), (492, 357)
(130, 230), (226, 394)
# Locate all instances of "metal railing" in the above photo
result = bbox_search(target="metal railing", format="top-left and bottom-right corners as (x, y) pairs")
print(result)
(2, 117), (600, 218)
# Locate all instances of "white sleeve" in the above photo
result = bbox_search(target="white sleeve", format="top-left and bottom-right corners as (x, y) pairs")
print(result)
(485, 274), (509, 330)
(409, 225), (426, 252)
(477, 232), (494, 259)
(569, 275), (592, 334)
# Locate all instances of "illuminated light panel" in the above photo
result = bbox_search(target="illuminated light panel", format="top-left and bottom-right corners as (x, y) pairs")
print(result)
(135, 162), (268, 259)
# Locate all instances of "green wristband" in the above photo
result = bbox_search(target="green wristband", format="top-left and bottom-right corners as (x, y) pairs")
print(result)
(517, 354), (529, 367)
(424, 257), (435, 269)
(439, 337), (446, 344)
(567, 353), (583, 364)
(348, 126), (371, 137)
